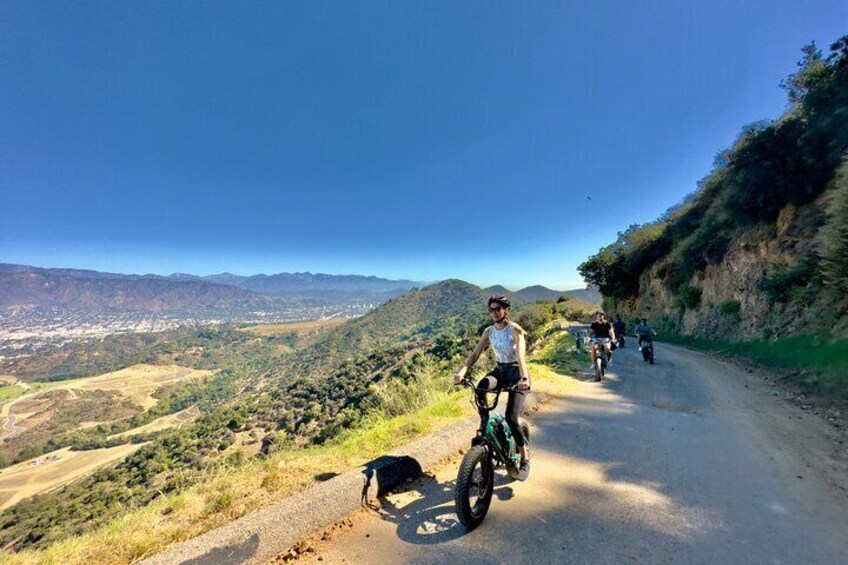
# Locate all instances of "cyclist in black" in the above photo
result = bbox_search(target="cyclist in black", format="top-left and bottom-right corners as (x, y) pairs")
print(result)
(613, 316), (626, 347)
(588, 311), (616, 376)
(453, 295), (531, 476)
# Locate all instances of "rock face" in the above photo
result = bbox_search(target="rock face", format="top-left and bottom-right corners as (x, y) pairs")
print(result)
(616, 175), (848, 341)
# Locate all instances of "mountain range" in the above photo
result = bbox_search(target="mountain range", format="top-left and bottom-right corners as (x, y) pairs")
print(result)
(0, 263), (421, 314)
(0, 262), (597, 316)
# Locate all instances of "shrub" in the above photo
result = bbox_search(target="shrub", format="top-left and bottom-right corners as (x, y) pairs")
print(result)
(208, 489), (234, 514)
(675, 285), (702, 310)
(719, 299), (741, 316)
(757, 260), (821, 303)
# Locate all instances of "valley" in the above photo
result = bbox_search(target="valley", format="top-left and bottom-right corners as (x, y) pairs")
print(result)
(0, 279), (588, 558)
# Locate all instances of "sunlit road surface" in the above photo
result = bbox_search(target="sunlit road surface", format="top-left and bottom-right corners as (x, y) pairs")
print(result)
(295, 343), (848, 564)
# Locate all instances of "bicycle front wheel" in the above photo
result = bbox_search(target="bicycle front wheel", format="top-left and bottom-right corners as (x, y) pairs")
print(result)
(455, 445), (494, 530)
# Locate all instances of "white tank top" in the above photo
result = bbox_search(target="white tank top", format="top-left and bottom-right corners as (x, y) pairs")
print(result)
(489, 324), (517, 363)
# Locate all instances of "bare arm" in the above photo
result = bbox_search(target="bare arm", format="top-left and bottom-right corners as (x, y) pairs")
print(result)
(453, 328), (489, 383)
(513, 327), (531, 390)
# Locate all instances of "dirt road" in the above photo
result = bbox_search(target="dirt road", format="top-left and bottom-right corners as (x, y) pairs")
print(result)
(290, 343), (848, 564)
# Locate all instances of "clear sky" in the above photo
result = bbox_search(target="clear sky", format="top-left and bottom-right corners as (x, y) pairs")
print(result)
(1, 1), (845, 290)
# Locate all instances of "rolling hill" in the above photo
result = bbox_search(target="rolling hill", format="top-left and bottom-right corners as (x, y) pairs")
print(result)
(483, 284), (601, 305)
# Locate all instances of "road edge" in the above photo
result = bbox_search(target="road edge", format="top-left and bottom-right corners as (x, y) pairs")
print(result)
(138, 392), (549, 565)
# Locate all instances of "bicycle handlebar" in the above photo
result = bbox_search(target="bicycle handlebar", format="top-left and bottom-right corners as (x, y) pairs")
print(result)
(456, 376), (522, 393)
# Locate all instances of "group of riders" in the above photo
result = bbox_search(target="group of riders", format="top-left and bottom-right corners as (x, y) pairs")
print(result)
(451, 295), (658, 481)
(586, 311), (656, 380)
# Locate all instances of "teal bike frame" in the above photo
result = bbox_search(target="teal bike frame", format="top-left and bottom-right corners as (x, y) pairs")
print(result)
(465, 378), (525, 478)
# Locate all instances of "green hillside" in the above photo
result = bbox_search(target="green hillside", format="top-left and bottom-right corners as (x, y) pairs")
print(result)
(577, 37), (848, 403)
(0, 280), (489, 552)
(579, 38), (848, 326)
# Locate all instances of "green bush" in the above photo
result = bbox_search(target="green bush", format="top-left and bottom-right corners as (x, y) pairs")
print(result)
(675, 285), (702, 310)
(719, 299), (741, 316)
(757, 260), (821, 303)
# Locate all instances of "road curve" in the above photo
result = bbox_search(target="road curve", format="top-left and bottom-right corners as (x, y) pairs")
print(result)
(291, 342), (848, 564)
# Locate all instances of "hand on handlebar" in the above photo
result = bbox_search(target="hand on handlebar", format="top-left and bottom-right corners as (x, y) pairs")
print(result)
(453, 366), (468, 385)
(516, 380), (530, 392)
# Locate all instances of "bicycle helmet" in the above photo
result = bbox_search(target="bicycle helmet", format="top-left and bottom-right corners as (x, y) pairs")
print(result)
(487, 295), (511, 309)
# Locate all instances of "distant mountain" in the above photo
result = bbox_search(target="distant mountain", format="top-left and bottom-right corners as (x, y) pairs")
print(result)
(202, 272), (421, 295)
(1, 264), (420, 295)
(0, 263), (424, 314)
(512, 285), (563, 302)
(0, 263), (154, 281)
(483, 284), (563, 303)
(0, 269), (280, 313)
(483, 285), (510, 295)
(562, 286), (602, 305)
(483, 284), (601, 306)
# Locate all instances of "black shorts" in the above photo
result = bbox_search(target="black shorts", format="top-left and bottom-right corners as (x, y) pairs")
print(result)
(485, 362), (521, 389)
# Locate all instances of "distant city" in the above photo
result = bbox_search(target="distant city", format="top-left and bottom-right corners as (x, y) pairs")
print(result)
(0, 302), (375, 359)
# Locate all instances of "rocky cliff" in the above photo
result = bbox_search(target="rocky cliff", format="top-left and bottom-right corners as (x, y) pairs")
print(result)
(617, 160), (848, 340)
(580, 39), (848, 342)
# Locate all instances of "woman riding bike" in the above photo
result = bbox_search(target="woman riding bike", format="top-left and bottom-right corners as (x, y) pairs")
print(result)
(453, 295), (531, 476)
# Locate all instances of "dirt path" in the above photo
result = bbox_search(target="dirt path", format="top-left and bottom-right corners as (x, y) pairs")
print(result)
(284, 343), (848, 564)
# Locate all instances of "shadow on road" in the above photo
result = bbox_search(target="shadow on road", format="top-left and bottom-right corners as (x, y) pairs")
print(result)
(369, 471), (517, 545)
(179, 532), (260, 565)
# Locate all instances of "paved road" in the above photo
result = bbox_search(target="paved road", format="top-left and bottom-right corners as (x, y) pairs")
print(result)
(294, 343), (848, 564)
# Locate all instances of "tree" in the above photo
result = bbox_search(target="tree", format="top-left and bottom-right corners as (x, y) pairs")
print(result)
(781, 42), (828, 103)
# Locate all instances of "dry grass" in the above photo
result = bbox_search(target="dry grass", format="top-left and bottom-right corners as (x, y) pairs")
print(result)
(70, 364), (210, 410)
(0, 444), (145, 512)
(108, 406), (200, 440)
(1, 365), (210, 424)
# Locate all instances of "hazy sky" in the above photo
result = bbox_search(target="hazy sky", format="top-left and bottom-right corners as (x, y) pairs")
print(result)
(2, 1), (845, 289)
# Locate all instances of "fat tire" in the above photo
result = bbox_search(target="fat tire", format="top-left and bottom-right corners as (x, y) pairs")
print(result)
(596, 357), (604, 380)
(455, 445), (494, 530)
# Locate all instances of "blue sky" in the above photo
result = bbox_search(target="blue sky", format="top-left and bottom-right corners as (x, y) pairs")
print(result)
(1, 1), (845, 290)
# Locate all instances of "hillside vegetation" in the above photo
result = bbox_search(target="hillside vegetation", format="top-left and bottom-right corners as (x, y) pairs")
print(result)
(2, 308), (581, 565)
(0, 280), (495, 552)
(0, 279), (581, 555)
(578, 37), (848, 400)
(580, 39), (848, 327)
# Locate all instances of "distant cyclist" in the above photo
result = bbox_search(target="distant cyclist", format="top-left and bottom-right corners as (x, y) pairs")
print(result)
(453, 295), (531, 476)
(588, 312), (616, 374)
(613, 316), (626, 347)
(635, 317), (656, 348)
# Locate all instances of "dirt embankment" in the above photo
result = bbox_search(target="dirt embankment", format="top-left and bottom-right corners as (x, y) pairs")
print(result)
(617, 166), (848, 341)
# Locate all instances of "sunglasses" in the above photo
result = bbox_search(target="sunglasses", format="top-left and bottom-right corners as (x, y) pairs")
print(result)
(488, 306), (504, 312)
